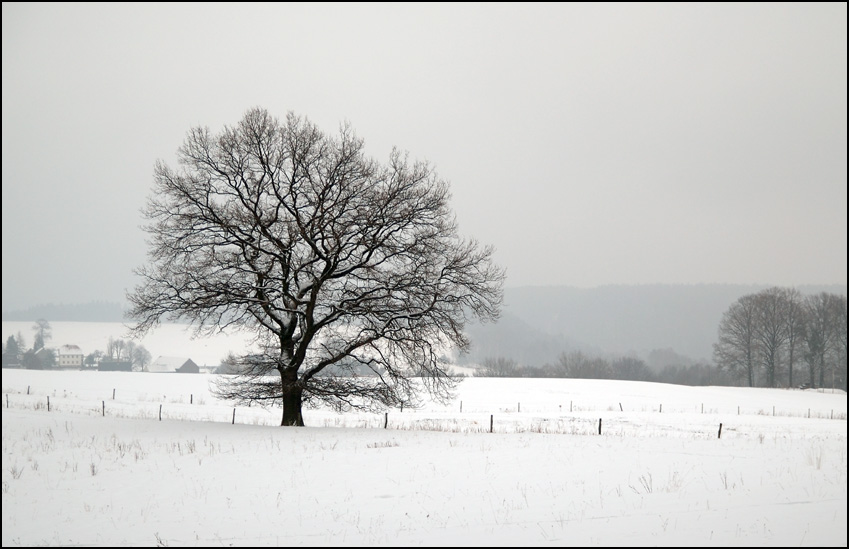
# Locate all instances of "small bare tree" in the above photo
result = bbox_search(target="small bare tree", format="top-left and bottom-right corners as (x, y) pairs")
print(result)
(131, 345), (152, 372)
(128, 107), (504, 425)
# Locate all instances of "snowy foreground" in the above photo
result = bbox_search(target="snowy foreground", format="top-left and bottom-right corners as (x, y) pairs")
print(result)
(2, 370), (846, 547)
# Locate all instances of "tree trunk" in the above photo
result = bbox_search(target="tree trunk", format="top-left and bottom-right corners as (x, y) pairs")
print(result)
(744, 346), (754, 387)
(788, 346), (794, 388)
(279, 369), (304, 426)
(281, 387), (304, 426)
(767, 357), (775, 388)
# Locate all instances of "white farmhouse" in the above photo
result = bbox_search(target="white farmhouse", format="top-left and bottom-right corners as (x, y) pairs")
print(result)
(56, 344), (84, 369)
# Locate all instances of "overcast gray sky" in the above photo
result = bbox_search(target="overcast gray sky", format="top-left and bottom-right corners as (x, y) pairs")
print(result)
(2, 3), (846, 311)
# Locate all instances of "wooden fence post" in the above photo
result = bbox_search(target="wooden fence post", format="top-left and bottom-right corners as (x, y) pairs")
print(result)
(598, 418), (602, 435)
(718, 423), (722, 439)
(232, 408), (236, 425)
(619, 403), (623, 411)
(112, 388), (116, 400)
(490, 415), (493, 433)
(47, 396), (50, 412)
(384, 412), (388, 429)
(159, 404), (162, 421)
(659, 403), (662, 413)
(102, 401), (105, 417)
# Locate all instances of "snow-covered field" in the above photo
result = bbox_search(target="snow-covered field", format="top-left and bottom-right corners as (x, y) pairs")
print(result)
(2, 369), (846, 547)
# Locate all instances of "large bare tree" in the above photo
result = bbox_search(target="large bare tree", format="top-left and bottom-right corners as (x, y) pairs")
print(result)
(713, 294), (760, 386)
(128, 108), (504, 425)
(802, 292), (841, 389)
(753, 287), (790, 388)
(834, 295), (847, 391)
(781, 287), (805, 388)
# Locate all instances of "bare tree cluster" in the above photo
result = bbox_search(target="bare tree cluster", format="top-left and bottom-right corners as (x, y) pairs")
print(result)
(128, 107), (504, 425)
(102, 336), (152, 371)
(478, 356), (522, 377)
(713, 287), (846, 389)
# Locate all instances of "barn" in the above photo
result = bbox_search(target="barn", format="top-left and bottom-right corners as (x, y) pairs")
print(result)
(147, 356), (200, 373)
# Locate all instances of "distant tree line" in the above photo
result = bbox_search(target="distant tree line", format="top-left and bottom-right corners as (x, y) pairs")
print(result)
(474, 286), (847, 390)
(1, 301), (126, 322)
(713, 287), (846, 390)
(476, 353), (735, 386)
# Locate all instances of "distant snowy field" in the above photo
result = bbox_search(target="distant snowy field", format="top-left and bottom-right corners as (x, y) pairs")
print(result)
(2, 370), (846, 546)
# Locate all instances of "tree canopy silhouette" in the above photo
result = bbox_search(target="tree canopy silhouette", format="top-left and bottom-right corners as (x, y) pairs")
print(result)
(128, 107), (504, 425)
